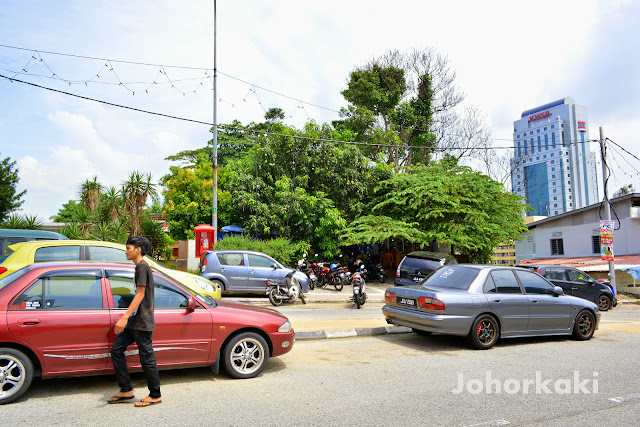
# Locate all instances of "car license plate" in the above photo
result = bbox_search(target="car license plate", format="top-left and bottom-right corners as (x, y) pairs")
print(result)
(397, 297), (416, 307)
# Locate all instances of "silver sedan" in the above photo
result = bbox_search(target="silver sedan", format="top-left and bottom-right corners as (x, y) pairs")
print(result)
(382, 265), (600, 349)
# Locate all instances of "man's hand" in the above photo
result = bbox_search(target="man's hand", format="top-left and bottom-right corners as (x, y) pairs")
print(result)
(114, 316), (128, 335)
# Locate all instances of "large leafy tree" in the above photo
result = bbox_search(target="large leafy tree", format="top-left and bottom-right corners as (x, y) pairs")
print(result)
(0, 154), (26, 222)
(161, 153), (232, 241)
(342, 157), (530, 263)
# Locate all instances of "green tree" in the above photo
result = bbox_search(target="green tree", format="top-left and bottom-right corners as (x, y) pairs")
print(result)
(162, 153), (232, 240)
(0, 154), (26, 222)
(342, 158), (530, 263)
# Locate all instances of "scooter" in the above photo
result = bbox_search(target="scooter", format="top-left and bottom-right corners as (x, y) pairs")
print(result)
(351, 264), (367, 309)
(266, 273), (307, 306)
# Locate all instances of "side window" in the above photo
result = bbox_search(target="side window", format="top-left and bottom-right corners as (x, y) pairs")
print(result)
(87, 246), (129, 263)
(109, 274), (188, 309)
(566, 269), (590, 283)
(154, 274), (188, 309)
(11, 281), (43, 310)
(515, 271), (555, 295)
(217, 253), (244, 266)
(34, 246), (82, 262)
(247, 254), (274, 268)
(545, 269), (567, 281)
(109, 276), (136, 309)
(11, 275), (102, 310)
(490, 270), (522, 294)
(483, 275), (497, 293)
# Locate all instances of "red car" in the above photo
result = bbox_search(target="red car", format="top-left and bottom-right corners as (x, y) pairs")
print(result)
(0, 262), (295, 404)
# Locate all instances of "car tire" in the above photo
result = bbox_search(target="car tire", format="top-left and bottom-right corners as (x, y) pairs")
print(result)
(212, 280), (225, 294)
(573, 310), (596, 341)
(468, 314), (499, 350)
(222, 332), (270, 379)
(0, 348), (34, 405)
(412, 329), (432, 336)
(597, 295), (611, 311)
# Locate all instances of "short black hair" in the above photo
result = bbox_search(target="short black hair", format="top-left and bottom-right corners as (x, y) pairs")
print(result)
(126, 236), (151, 256)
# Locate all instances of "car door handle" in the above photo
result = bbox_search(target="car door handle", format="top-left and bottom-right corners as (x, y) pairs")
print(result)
(492, 298), (501, 303)
(530, 299), (538, 303)
(571, 286), (578, 291)
(220, 268), (226, 272)
(18, 318), (40, 326)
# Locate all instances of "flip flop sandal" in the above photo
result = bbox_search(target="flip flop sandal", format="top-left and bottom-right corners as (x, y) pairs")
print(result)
(135, 399), (162, 407)
(108, 395), (135, 404)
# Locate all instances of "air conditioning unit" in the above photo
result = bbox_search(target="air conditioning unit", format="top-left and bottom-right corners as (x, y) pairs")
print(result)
(631, 207), (640, 219)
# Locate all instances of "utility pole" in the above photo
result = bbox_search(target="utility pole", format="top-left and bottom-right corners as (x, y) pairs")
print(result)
(212, 0), (218, 242)
(600, 127), (616, 295)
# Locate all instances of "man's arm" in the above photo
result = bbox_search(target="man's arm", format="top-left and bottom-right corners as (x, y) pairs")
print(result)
(114, 285), (146, 335)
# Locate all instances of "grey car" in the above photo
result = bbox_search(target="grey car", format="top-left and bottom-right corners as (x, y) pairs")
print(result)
(383, 265), (600, 349)
(199, 250), (309, 294)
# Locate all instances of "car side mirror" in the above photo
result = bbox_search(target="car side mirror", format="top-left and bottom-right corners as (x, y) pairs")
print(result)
(272, 263), (278, 269)
(552, 286), (564, 296)
(187, 295), (196, 310)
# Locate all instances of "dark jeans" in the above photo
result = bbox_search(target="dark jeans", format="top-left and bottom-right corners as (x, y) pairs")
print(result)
(111, 328), (161, 398)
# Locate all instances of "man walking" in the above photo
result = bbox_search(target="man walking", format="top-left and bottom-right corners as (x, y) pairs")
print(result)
(108, 236), (162, 407)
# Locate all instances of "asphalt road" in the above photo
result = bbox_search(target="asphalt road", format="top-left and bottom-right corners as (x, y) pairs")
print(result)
(3, 305), (640, 426)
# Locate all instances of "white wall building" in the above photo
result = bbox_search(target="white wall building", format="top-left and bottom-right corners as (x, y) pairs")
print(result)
(511, 97), (601, 217)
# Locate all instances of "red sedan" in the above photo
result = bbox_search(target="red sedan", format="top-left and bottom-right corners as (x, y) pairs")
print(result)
(0, 262), (295, 404)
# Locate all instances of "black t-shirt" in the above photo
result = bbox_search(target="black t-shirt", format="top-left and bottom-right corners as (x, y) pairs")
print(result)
(126, 260), (155, 331)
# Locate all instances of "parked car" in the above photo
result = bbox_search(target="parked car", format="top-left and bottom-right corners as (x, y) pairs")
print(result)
(0, 229), (68, 263)
(200, 250), (309, 294)
(383, 265), (600, 349)
(517, 264), (616, 311)
(0, 262), (295, 404)
(0, 240), (220, 298)
(394, 251), (458, 286)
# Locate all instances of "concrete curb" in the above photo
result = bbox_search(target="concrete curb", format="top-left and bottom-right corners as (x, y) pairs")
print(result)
(295, 326), (412, 341)
(226, 298), (386, 306)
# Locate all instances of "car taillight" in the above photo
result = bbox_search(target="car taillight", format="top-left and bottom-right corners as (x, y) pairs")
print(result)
(0, 267), (6, 275)
(418, 296), (445, 311)
(535, 267), (540, 274)
(385, 291), (395, 304)
(201, 256), (208, 267)
(395, 267), (401, 278)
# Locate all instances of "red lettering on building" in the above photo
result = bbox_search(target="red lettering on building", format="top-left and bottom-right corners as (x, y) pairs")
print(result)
(529, 111), (550, 122)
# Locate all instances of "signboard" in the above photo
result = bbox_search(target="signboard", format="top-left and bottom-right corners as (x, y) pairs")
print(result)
(529, 111), (550, 122)
(600, 220), (614, 261)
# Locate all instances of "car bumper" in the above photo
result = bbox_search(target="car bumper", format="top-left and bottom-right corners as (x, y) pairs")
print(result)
(269, 331), (295, 357)
(382, 305), (474, 336)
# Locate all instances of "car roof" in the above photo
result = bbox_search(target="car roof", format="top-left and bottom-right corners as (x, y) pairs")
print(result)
(9, 239), (124, 248)
(0, 229), (68, 239)
(207, 250), (273, 256)
(24, 261), (139, 271)
(406, 251), (456, 261)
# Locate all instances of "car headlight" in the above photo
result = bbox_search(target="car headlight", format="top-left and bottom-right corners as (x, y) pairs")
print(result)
(196, 279), (215, 293)
(278, 321), (292, 333)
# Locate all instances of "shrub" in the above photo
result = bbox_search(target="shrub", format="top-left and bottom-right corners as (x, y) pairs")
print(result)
(214, 236), (309, 267)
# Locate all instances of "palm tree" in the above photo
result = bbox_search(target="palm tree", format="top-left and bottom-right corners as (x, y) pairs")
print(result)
(79, 176), (102, 213)
(122, 171), (157, 236)
(100, 186), (124, 222)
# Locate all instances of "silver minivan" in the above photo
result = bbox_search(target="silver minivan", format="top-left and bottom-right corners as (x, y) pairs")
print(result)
(199, 250), (309, 294)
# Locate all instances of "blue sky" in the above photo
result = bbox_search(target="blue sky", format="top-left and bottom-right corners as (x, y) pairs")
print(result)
(1, 0), (639, 220)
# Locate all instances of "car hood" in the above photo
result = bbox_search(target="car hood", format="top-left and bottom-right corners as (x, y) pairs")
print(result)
(215, 299), (287, 318)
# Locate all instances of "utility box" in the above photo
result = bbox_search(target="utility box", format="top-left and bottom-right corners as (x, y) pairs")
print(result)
(194, 224), (216, 257)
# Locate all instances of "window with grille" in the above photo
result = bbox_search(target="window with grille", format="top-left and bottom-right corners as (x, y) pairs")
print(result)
(592, 235), (600, 254)
(550, 238), (564, 255)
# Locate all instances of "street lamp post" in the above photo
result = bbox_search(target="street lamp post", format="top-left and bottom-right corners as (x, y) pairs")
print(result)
(212, 0), (218, 242)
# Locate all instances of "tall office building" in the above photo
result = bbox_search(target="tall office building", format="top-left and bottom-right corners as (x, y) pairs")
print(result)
(511, 97), (600, 217)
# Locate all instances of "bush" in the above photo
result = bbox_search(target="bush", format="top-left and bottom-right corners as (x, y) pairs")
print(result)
(214, 236), (309, 267)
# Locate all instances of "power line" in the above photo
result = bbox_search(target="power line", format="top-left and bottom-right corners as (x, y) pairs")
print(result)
(606, 137), (640, 163)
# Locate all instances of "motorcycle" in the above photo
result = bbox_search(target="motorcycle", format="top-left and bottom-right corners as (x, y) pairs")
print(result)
(297, 257), (318, 290)
(327, 262), (348, 291)
(364, 258), (386, 283)
(351, 264), (367, 309)
(266, 274), (307, 306)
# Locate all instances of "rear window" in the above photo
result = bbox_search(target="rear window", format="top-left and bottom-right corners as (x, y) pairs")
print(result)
(401, 256), (443, 274)
(34, 246), (82, 262)
(0, 237), (24, 263)
(420, 266), (479, 290)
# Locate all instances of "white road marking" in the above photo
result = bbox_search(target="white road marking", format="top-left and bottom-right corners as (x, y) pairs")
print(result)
(466, 420), (510, 427)
(609, 393), (640, 403)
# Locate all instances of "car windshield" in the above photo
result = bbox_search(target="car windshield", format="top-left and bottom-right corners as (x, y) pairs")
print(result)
(420, 266), (480, 290)
(0, 267), (30, 291)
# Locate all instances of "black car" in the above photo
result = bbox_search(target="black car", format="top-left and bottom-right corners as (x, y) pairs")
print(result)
(518, 264), (616, 311)
(394, 251), (457, 286)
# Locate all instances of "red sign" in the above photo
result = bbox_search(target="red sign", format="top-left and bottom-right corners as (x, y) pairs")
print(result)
(529, 111), (550, 122)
